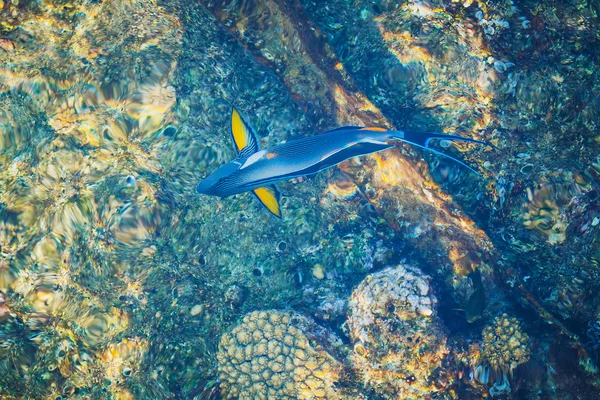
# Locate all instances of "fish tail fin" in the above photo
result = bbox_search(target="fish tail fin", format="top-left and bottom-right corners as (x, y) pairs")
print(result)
(389, 130), (490, 174)
(400, 130), (489, 148)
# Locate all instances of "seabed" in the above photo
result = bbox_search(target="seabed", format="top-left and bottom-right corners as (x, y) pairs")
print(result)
(1, 0), (600, 399)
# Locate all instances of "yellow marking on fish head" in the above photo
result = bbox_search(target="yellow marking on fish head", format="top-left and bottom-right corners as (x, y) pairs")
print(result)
(266, 152), (277, 159)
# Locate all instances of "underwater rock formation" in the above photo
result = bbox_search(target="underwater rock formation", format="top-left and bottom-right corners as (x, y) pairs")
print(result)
(347, 264), (452, 398)
(217, 310), (343, 399)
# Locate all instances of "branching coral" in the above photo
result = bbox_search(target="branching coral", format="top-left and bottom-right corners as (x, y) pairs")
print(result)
(482, 314), (530, 374)
(475, 314), (531, 397)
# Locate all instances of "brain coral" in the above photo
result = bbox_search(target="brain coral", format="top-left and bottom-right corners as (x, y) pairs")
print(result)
(217, 310), (342, 399)
(347, 264), (451, 398)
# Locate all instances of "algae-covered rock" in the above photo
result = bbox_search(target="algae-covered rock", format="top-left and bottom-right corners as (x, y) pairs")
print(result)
(347, 264), (452, 398)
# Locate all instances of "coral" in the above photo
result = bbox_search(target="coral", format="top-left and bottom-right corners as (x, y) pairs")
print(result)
(347, 264), (451, 398)
(522, 182), (579, 245)
(101, 337), (148, 385)
(126, 63), (178, 135)
(217, 310), (343, 399)
(472, 314), (530, 397)
(0, 311), (39, 393)
(473, 0), (517, 37)
(482, 314), (530, 375)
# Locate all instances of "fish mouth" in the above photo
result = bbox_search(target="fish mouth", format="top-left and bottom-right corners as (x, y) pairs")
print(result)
(196, 181), (210, 194)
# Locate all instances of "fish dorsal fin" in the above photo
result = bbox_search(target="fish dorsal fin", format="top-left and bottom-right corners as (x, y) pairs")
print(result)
(323, 125), (364, 133)
(252, 185), (282, 218)
(231, 107), (260, 157)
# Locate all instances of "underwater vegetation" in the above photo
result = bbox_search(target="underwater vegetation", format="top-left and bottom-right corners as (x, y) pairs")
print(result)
(0, 0), (599, 398)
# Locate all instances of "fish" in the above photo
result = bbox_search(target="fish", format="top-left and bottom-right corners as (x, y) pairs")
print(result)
(196, 107), (489, 218)
(455, 268), (487, 323)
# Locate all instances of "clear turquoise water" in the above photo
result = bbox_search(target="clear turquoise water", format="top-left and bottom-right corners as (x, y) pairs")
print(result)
(1, 0), (599, 398)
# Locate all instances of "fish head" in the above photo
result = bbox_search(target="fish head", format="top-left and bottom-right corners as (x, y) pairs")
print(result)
(196, 160), (242, 197)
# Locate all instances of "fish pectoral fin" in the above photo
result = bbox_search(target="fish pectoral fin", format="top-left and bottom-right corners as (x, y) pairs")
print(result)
(252, 185), (282, 218)
(231, 107), (260, 157)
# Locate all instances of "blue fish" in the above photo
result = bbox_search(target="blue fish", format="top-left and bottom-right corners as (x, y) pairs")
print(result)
(196, 108), (488, 218)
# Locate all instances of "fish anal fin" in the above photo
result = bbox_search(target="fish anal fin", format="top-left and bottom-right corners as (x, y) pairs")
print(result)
(231, 107), (260, 156)
(252, 185), (282, 218)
